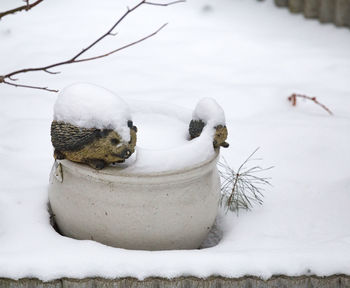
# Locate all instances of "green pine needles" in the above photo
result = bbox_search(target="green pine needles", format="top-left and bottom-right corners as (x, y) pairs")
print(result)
(218, 148), (273, 213)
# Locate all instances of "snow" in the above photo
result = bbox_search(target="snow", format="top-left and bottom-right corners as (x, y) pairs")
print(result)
(123, 133), (215, 173)
(192, 97), (226, 126)
(54, 83), (132, 141)
(115, 99), (217, 173)
(1, 0), (350, 282)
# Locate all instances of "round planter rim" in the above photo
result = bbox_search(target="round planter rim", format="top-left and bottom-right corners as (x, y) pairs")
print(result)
(57, 150), (219, 180)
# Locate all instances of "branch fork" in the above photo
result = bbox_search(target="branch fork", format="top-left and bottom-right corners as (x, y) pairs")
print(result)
(0, 0), (45, 20)
(0, 0), (185, 92)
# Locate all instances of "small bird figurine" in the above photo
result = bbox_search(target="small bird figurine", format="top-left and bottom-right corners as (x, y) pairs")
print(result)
(51, 120), (137, 170)
(189, 119), (229, 149)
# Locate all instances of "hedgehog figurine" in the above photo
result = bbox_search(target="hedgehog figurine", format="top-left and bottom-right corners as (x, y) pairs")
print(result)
(51, 120), (137, 170)
(51, 83), (137, 170)
(189, 119), (229, 149)
(189, 98), (229, 149)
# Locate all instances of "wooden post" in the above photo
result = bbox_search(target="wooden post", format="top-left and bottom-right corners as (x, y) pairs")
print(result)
(334, 0), (350, 26)
(275, 0), (289, 7)
(319, 0), (335, 23)
(289, 0), (304, 13)
(304, 0), (319, 18)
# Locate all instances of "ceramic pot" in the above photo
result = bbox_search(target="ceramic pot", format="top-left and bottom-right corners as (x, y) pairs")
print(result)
(48, 153), (220, 250)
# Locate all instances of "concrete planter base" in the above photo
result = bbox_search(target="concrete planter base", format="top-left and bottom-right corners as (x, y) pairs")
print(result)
(1, 275), (349, 288)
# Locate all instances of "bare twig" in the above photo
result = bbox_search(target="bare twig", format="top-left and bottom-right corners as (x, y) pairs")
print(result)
(0, 0), (184, 92)
(0, 0), (45, 20)
(288, 93), (333, 115)
(73, 23), (168, 63)
(145, 0), (185, 6)
(218, 148), (273, 214)
(3, 79), (57, 92)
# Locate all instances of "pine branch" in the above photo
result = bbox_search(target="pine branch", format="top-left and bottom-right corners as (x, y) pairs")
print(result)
(218, 148), (273, 214)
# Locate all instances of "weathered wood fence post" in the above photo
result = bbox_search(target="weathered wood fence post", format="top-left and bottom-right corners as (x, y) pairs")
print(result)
(289, 0), (304, 13)
(335, 0), (350, 26)
(319, 0), (335, 23)
(273, 0), (350, 28)
(304, 0), (319, 18)
(274, 0), (288, 7)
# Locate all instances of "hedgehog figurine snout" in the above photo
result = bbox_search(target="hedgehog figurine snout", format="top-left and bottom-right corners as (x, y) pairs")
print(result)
(108, 120), (137, 161)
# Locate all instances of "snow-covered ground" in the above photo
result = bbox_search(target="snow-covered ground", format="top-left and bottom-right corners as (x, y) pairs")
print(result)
(1, 0), (350, 281)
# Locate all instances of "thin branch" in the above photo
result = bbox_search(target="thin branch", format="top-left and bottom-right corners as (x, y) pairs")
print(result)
(74, 23), (167, 63)
(8, 76), (18, 81)
(288, 93), (333, 115)
(70, 0), (147, 61)
(0, 0), (44, 20)
(2, 79), (58, 92)
(145, 0), (186, 6)
(0, 0), (184, 93)
(43, 69), (60, 75)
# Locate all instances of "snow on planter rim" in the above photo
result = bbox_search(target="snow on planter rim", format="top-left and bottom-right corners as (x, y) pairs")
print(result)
(114, 99), (220, 174)
(59, 149), (219, 180)
(55, 87), (224, 173)
(53, 85), (224, 173)
(53, 83), (132, 142)
(192, 97), (226, 126)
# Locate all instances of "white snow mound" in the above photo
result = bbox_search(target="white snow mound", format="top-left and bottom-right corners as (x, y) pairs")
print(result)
(115, 99), (217, 173)
(192, 97), (226, 127)
(54, 83), (132, 142)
